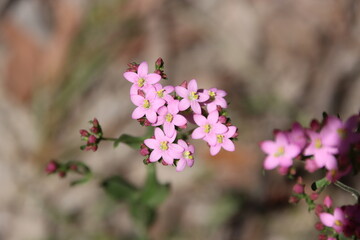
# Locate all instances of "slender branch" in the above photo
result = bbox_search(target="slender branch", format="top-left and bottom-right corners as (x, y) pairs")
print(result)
(334, 181), (360, 203)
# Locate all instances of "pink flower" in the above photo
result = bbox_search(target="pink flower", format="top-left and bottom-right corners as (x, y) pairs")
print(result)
(155, 100), (187, 137)
(260, 132), (301, 170)
(322, 115), (360, 154)
(191, 111), (228, 146)
(286, 122), (307, 150)
(176, 140), (195, 172)
(205, 88), (227, 112)
(153, 83), (174, 102)
(124, 61), (161, 93)
(304, 129), (339, 170)
(323, 196), (332, 208)
(144, 128), (184, 165)
(175, 79), (209, 114)
(319, 208), (345, 233)
(131, 86), (165, 123)
(209, 126), (237, 156)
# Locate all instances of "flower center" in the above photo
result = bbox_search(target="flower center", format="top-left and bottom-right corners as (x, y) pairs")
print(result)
(335, 220), (342, 226)
(204, 124), (211, 133)
(209, 91), (216, 98)
(165, 113), (173, 122)
(183, 151), (193, 160)
(160, 141), (169, 150)
(315, 139), (322, 149)
(143, 100), (150, 109)
(157, 89), (165, 98)
(189, 91), (199, 101)
(138, 78), (145, 87)
(274, 146), (285, 157)
(217, 134), (224, 143)
(337, 128), (347, 139)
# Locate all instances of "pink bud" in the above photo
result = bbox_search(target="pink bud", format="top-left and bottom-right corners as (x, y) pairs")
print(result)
(315, 204), (324, 216)
(161, 160), (168, 166)
(155, 57), (164, 68)
(310, 119), (320, 131)
(58, 171), (66, 178)
(289, 196), (299, 204)
(45, 160), (58, 174)
(126, 62), (139, 72)
(323, 196), (332, 208)
(70, 165), (78, 171)
(292, 183), (304, 194)
(138, 89), (146, 98)
(180, 80), (187, 88)
(90, 127), (99, 134)
(216, 106), (223, 112)
(80, 129), (89, 137)
(318, 234), (327, 240)
(88, 135), (97, 144)
(315, 222), (324, 231)
(92, 118), (99, 127)
(310, 193), (319, 200)
(218, 115), (227, 124)
(179, 124), (187, 129)
(140, 144), (150, 156)
(277, 166), (289, 175)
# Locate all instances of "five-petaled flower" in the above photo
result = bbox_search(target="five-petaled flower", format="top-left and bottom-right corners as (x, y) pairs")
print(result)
(175, 79), (209, 114)
(176, 140), (195, 172)
(209, 126), (237, 156)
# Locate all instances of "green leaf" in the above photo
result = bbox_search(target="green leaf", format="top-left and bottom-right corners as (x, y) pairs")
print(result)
(113, 134), (145, 149)
(311, 178), (330, 192)
(129, 203), (156, 228)
(102, 176), (138, 203)
(139, 164), (170, 208)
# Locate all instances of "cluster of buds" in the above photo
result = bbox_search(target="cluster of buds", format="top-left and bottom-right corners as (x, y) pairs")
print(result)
(123, 59), (238, 172)
(79, 118), (103, 151)
(314, 196), (360, 239)
(45, 160), (84, 178)
(260, 113), (360, 181)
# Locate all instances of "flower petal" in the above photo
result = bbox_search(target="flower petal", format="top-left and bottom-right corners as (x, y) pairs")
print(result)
(210, 145), (221, 156)
(138, 62), (148, 77)
(132, 107), (145, 119)
(149, 149), (162, 162)
(146, 73), (161, 84)
(173, 115), (187, 126)
(190, 101), (201, 114)
(260, 141), (276, 154)
(222, 139), (235, 152)
(175, 86), (189, 98)
(192, 127), (205, 139)
(123, 72), (139, 83)
(162, 152), (174, 165)
(207, 111), (219, 124)
(319, 213), (335, 227)
(178, 99), (190, 111)
(146, 110), (157, 123)
(264, 156), (279, 170)
(193, 114), (207, 126)
(144, 139), (158, 149)
(131, 95), (144, 106)
(188, 79), (198, 92)
(176, 159), (187, 172)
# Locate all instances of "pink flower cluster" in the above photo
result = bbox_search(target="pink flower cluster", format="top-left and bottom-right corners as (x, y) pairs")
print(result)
(315, 196), (360, 239)
(124, 59), (238, 171)
(260, 113), (360, 182)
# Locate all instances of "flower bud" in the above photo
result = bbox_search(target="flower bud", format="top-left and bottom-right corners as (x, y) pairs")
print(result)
(310, 119), (320, 131)
(310, 193), (319, 201)
(292, 183), (305, 194)
(323, 196), (332, 208)
(90, 127), (99, 134)
(155, 57), (164, 69)
(88, 135), (97, 144)
(277, 166), (289, 175)
(58, 171), (66, 178)
(126, 62), (139, 72)
(80, 129), (89, 137)
(70, 164), (78, 172)
(289, 196), (299, 204)
(218, 115), (227, 124)
(45, 160), (58, 174)
(315, 222), (324, 231)
(179, 80), (187, 88)
(140, 144), (150, 156)
(315, 204), (324, 216)
(92, 118), (99, 127)
(179, 124), (187, 129)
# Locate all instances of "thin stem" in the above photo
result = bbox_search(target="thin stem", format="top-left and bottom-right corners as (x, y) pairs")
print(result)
(334, 181), (360, 203)
(100, 137), (118, 141)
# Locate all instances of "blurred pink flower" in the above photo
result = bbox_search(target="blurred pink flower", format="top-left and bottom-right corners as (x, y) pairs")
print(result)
(319, 208), (345, 233)
(260, 132), (301, 170)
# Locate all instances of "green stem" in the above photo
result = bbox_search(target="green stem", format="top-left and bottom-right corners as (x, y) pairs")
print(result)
(100, 137), (118, 141)
(334, 181), (360, 203)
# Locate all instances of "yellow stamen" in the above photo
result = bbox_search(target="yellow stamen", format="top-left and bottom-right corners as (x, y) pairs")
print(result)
(143, 100), (150, 109)
(138, 78), (145, 87)
(217, 134), (224, 143)
(183, 151), (193, 159)
(335, 220), (342, 226)
(160, 141), (169, 150)
(204, 124), (211, 133)
(157, 89), (165, 98)
(209, 91), (216, 98)
(189, 91), (199, 100)
(274, 146), (285, 157)
(165, 113), (173, 122)
(315, 139), (322, 149)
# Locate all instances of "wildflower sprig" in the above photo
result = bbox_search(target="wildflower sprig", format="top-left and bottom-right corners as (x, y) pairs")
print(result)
(260, 112), (360, 240)
(124, 58), (238, 172)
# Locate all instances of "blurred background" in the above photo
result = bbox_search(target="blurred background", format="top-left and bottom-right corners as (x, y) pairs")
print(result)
(0, 0), (359, 239)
